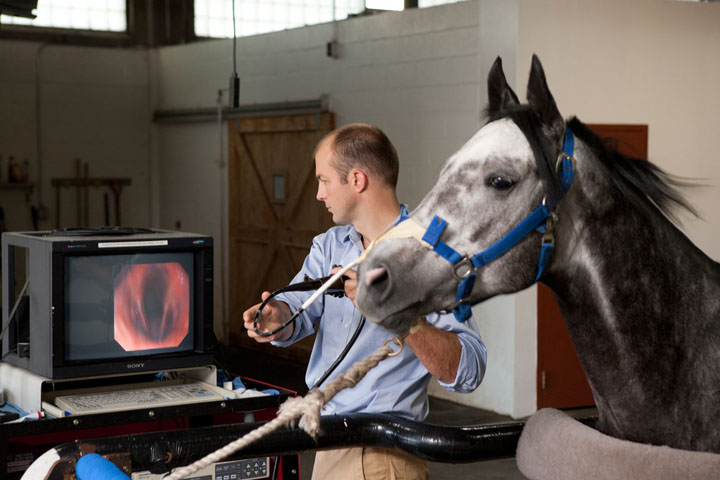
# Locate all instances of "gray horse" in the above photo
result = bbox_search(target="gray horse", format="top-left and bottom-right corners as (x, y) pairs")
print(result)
(356, 55), (720, 453)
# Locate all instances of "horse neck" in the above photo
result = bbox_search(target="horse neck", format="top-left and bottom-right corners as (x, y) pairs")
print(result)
(544, 162), (720, 408)
(550, 205), (718, 329)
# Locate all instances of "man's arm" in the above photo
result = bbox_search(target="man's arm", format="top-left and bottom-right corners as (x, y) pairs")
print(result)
(404, 323), (461, 384)
(336, 266), (474, 385)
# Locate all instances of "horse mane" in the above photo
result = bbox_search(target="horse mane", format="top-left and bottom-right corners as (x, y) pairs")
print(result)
(487, 106), (698, 224)
(567, 117), (698, 223)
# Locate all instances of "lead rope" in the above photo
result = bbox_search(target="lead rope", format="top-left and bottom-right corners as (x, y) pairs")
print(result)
(164, 337), (404, 480)
(165, 219), (430, 479)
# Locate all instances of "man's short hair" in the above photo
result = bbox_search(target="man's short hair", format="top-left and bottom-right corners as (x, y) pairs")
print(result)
(326, 124), (399, 188)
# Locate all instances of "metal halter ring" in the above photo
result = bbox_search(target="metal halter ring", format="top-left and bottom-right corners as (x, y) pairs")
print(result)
(383, 337), (404, 357)
(452, 256), (475, 280)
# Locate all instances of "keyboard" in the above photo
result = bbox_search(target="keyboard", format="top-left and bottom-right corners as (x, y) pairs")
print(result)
(53, 380), (228, 415)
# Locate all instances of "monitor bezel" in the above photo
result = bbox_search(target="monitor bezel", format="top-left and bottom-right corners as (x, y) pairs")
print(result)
(48, 236), (215, 379)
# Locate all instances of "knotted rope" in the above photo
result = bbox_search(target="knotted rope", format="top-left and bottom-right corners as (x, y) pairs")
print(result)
(164, 337), (403, 480)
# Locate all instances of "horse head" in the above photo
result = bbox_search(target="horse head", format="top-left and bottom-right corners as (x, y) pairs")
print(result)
(356, 55), (573, 331)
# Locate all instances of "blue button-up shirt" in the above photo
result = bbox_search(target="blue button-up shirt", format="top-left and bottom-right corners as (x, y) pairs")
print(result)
(273, 205), (487, 421)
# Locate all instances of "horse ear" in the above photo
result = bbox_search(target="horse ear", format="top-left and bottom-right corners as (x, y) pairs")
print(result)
(487, 57), (520, 116)
(527, 54), (565, 143)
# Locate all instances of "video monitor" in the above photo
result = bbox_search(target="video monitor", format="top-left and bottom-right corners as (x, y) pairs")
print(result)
(2, 229), (214, 379)
(64, 253), (195, 361)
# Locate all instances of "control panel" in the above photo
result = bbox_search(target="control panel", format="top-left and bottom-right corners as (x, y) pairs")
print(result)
(131, 457), (270, 480)
(213, 457), (269, 480)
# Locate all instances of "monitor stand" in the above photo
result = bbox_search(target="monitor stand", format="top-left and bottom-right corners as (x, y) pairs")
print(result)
(0, 363), (217, 413)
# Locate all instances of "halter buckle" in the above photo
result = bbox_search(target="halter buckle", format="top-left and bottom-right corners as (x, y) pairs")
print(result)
(542, 213), (557, 247)
(556, 152), (573, 172)
(452, 256), (475, 280)
(556, 152), (575, 193)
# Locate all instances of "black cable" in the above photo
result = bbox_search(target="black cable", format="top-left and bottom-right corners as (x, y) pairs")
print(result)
(310, 316), (365, 390)
(253, 272), (363, 390)
(231, 0), (236, 74)
(270, 456), (279, 480)
(253, 275), (346, 338)
(0, 278), (29, 344)
(208, 329), (233, 377)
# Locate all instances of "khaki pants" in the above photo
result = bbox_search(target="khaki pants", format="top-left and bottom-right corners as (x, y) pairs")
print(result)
(311, 447), (429, 480)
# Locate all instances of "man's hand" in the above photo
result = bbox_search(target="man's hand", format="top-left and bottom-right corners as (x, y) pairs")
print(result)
(331, 266), (357, 303)
(242, 292), (293, 343)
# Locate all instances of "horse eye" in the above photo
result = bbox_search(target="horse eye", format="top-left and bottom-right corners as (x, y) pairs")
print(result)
(488, 176), (514, 190)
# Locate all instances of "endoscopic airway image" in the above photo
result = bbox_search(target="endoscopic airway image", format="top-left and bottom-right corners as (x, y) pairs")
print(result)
(113, 263), (190, 351)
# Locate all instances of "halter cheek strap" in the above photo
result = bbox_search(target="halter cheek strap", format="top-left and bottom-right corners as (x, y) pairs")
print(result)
(421, 204), (555, 321)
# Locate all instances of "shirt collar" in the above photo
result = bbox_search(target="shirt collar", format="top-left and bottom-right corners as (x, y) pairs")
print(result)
(347, 204), (409, 248)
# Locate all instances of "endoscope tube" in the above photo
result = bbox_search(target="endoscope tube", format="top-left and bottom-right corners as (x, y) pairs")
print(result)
(311, 316), (365, 390)
(252, 259), (360, 338)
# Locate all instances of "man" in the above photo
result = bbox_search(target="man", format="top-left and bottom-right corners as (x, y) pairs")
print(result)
(243, 123), (487, 479)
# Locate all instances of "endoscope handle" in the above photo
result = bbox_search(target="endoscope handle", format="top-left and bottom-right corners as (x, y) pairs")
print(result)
(304, 274), (348, 298)
(253, 272), (350, 337)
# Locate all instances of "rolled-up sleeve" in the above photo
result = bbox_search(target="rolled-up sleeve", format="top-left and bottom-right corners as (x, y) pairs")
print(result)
(431, 311), (487, 393)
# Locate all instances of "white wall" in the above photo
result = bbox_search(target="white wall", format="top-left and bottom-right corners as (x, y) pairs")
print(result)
(0, 41), (152, 231)
(517, 0), (720, 260)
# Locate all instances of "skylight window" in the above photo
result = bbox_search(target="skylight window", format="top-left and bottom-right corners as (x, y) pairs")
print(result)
(194, 0), (366, 38)
(194, 1), (471, 39)
(0, 0), (127, 32)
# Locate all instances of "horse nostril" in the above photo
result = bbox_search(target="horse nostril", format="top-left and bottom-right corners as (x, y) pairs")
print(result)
(364, 267), (388, 287)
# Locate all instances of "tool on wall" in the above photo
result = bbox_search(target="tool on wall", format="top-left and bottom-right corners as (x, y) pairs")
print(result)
(50, 158), (131, 229)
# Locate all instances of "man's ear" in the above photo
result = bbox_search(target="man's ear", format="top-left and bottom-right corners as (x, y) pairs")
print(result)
(351, 170), (368, 192)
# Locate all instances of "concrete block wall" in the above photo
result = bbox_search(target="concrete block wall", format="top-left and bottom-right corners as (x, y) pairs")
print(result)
(0, 41), (39, 231)
(0, 41), (152, 231)
(153, 0), (502, 212)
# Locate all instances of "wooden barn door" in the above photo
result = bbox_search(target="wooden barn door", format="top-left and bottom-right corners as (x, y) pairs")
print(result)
(537, 124), (648, 409)
(228, 113), (335, 364)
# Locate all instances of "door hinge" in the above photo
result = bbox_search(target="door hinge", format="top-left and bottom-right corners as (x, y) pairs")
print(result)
(541, 370), (547, 390)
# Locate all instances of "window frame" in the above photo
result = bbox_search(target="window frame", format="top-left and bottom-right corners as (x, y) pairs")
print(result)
(0, 1), (134, 47)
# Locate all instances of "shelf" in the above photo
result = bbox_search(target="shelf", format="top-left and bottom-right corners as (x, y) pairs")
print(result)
(0, 182), (34, 189)
(50, 178), (130, 188)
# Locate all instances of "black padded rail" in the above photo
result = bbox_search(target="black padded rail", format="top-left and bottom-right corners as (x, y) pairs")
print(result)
(43, 413), (598, 476)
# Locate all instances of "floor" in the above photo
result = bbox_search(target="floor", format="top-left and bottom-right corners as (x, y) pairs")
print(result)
(221, 345), (598, 480)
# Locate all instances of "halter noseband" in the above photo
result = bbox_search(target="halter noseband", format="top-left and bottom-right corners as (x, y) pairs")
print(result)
(422, 126), (575, 321)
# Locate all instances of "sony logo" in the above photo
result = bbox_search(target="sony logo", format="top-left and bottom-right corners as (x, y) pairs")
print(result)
(127, 362), (145, 369)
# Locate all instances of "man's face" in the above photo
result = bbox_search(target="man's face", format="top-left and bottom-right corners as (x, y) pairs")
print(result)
(315, 139), (356, 225)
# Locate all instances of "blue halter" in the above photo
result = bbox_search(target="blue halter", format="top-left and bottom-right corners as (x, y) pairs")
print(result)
(422, 126), (575, 321)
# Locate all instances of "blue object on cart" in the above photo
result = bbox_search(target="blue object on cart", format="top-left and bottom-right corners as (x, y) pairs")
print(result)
(76, 453), (130, 480)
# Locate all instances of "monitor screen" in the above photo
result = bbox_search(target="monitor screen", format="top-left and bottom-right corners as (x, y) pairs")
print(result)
(64, 252), (195, 361)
